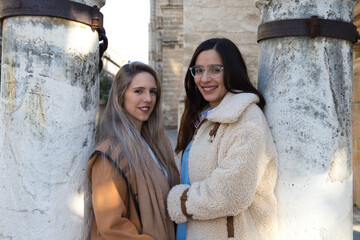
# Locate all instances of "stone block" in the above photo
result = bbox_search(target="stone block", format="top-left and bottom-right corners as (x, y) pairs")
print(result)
(354, 103), (360, 152)
(201, 7), (242, 20)
(184, 8), (204, 21)
(223, 0), (255, 7)
(185, 0), (223, 8)
(236, 7), (260, 21)
(229, 20), (258, 32)
(354, 149), (360, 207)
(238, 44), (259, 57)
(354, 62), (360, 103)
(226, 32), (258, 45)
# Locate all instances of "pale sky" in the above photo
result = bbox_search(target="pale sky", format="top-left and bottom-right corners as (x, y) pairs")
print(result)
(101, 1), (150, 64)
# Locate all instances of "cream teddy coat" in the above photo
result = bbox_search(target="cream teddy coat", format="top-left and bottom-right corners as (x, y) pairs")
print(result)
(167, 92), (278, 240)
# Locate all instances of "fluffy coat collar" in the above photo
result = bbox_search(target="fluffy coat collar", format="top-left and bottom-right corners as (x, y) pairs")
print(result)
(207, 92), (259, 123)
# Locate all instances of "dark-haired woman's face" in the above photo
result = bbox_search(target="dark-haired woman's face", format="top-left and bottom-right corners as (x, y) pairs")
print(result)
(194, 50), (227, 108)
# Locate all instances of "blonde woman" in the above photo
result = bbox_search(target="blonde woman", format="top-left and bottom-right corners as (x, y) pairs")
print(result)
(88, 62), (179, 240)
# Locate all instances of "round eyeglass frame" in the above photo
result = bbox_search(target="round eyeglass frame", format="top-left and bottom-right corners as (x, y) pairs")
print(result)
(189, 65), (224, 79)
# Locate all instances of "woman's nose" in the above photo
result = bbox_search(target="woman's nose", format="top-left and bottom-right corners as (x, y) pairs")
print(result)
(200, 69), (210, 82)
(143, 92), (152, 102)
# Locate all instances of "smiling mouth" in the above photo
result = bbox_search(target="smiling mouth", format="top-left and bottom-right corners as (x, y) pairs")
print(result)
(139, 106), (151, 112)
(202, 86), (217, 92)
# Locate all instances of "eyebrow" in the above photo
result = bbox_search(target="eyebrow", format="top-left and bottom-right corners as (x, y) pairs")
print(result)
(194, 64), (223, 67)
(130, 86), (158, 90)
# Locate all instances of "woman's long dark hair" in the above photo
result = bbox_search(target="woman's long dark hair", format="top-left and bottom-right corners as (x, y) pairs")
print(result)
(175, 38), (265, 154)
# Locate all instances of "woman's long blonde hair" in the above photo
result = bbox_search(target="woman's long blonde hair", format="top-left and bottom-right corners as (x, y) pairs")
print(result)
(97, 62), (179, 186)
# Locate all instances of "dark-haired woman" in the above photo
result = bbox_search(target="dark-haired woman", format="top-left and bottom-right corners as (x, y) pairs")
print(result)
(88, 62), (179, 239)
(167, 38), (278, 240)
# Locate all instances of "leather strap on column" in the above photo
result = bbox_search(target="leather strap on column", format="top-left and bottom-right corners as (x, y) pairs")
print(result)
(258, 15), (359, 44)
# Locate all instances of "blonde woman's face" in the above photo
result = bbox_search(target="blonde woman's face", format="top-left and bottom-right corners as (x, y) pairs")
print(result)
(124, 72), (157, 131)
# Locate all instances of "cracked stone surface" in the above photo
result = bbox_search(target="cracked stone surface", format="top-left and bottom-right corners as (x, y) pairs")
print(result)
(256, 0), (358, 239)
(0, 0), (105, 238)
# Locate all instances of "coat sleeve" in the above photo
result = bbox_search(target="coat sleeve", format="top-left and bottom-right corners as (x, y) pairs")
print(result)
(167, 117), (266, 223)
(90, 156), (154, 240)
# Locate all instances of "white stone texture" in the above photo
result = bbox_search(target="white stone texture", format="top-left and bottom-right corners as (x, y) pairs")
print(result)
(0, 0), (104, 238)
(256, 0), (358, 239)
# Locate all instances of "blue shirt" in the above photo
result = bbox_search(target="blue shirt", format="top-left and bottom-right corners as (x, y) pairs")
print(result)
(176, 140), (192, 240)
(176, 108), (213, 239)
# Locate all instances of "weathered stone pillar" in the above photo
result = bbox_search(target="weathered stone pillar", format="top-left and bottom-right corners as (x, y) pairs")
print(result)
(256, 0), (358, 239)
(0, 0), (105, 239)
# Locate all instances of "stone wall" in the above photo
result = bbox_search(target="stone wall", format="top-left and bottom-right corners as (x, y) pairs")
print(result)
(149, 0), (184, 129)
(354, 3), (360, 208)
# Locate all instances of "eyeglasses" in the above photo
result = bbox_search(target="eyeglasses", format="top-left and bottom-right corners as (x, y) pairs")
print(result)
(189, 65), (224, 79)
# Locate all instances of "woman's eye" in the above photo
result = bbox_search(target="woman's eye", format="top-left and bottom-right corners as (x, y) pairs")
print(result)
(150, 90), (157, 95)
(211, 68), (220, 73)
(135, 90), (142, 94)
(195, 68), (203, 74)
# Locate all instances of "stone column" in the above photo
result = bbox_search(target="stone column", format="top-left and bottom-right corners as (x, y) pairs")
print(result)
(256, 0), (358, 239)
(0, 0), (105, 239)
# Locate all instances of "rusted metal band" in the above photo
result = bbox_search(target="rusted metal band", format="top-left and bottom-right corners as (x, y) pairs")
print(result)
(0, 0), (103, 29)
(257, 16), (359, 44)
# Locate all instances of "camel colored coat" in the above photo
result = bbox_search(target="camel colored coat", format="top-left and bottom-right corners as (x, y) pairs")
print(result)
(88, 141), (177, 240)
(167, 93), (278, 240)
